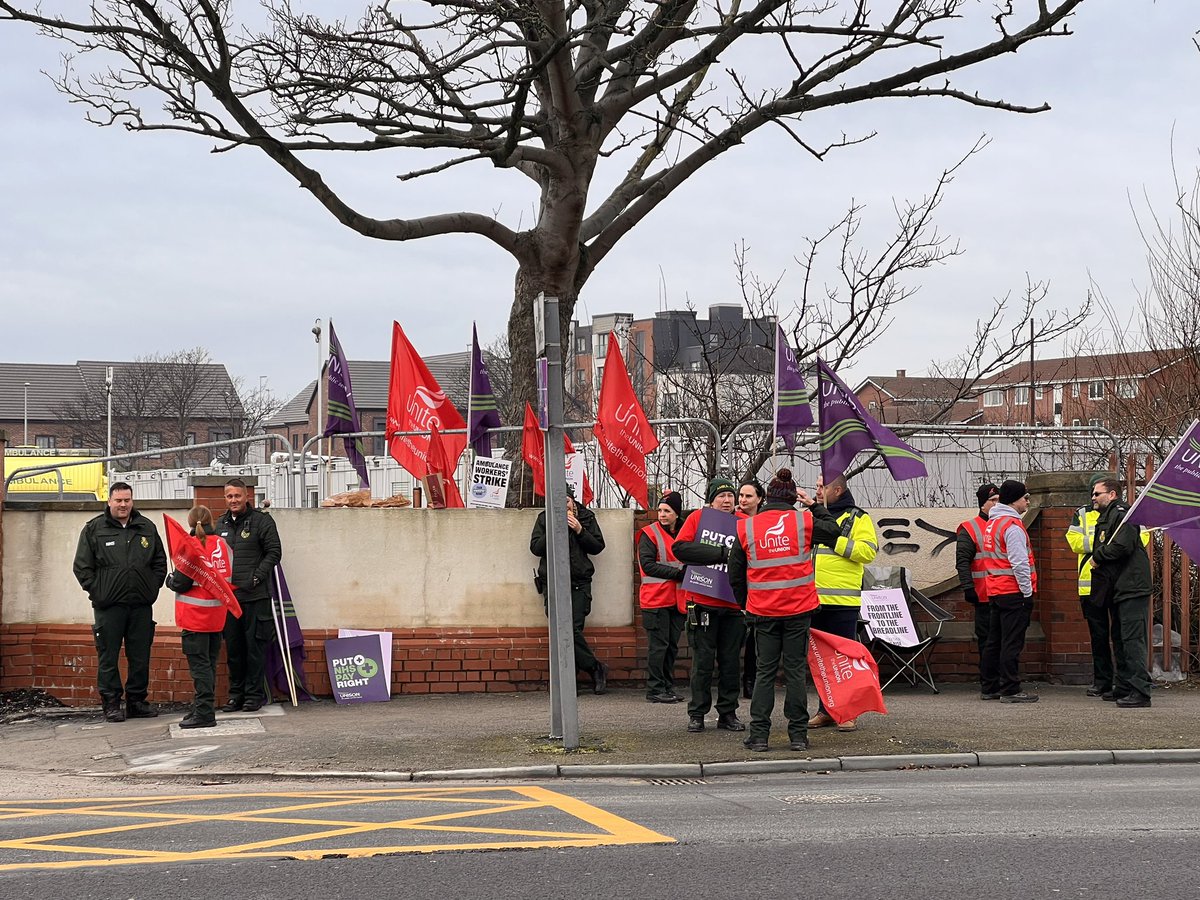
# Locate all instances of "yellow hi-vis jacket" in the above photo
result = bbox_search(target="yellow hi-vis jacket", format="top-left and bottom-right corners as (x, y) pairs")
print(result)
(814, 507), (878, 606)
(1065, 505), (1149, 597)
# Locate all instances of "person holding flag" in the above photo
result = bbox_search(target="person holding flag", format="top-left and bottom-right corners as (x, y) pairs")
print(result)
(1087, 478), (1153, 708)
(728, 469), (843, 751)
(164, 507), (241, 729)
(807, 474), (878, 732)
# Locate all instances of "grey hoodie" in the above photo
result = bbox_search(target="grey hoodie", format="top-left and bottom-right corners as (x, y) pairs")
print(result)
(988, 502), (1033, 597)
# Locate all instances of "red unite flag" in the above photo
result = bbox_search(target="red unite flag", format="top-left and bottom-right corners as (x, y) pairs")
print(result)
(163, 514), (242, 616)
(425, 422), (465, 508)
(386, 322), (467, 479)
(594, 331), (658, 509)
(522, 401), (594, 506)
(807, 628), (887, 724)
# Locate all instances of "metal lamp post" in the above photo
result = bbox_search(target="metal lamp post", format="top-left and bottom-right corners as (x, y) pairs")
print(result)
(312, 319), (324, 506)
(105, 366), (114, 476)
(23, 382), (29, 445)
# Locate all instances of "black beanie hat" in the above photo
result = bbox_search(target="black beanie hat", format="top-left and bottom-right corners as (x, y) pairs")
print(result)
(998, 479), (1027, 506)
(658, 491), (683, 519)
(976, 482), (999, 509)
(765, 468), (799, 505)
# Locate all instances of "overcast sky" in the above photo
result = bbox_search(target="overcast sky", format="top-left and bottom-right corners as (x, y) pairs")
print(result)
(1, 2), (1198, 405)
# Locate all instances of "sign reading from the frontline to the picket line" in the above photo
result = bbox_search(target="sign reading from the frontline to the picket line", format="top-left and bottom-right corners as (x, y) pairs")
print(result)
(325, 634), (391, 703)
(467, 456), (512, 509)
(682, 507), (738, 605)
(859, 588), (920, 647)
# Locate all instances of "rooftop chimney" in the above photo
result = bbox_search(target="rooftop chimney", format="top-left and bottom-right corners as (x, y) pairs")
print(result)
(896, 369), (906, 378)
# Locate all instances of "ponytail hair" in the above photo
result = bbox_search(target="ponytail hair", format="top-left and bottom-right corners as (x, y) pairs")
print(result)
(188, 505), (215, 546)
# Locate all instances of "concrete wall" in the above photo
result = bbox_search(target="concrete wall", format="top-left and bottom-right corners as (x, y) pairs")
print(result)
(1, 506), (635, 629)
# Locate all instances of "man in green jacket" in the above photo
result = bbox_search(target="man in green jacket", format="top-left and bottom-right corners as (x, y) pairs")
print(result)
(217, 478), (284, 712)
(73, 481), (167, 722)
(1089, 478), (1154, 708)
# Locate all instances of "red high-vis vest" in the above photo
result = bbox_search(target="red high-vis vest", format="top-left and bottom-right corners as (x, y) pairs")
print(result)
(982, 514), (1038, 597)
(958, 514), (990, 603)
(639, 522), (682, 610)
(174, 535), (234, 633)
(736, 508), (819, 617)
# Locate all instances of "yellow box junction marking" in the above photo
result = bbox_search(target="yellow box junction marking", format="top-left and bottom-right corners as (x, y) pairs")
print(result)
(0, 786), (674, 871)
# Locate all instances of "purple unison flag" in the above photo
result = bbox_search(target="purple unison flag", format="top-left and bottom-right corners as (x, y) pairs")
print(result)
(266, 564), (315, 701)
(681, 508), (738, 605)
(321, 321), (370, 489)
(468, 323), (502, 457)
(1125, 420), (1200, 560)
(816, 357), (927, 483)
(774, 323), (813, 452)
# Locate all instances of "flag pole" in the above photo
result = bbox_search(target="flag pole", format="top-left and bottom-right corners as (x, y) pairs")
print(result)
(772, 322), (780, 458)
(271, 566), (299, 707)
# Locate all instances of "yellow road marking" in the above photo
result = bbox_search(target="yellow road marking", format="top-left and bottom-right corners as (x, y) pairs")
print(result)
(0, 786), (674, 872)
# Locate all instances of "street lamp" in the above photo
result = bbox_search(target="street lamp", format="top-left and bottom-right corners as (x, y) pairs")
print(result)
(105, 367), (114, 476)
(23, 382), (29, 446)
(312, 319), (324, 506)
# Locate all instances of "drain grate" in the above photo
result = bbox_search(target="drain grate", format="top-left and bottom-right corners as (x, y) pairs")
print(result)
(777, 793), (886, 805)
(644, 778), (708, 786)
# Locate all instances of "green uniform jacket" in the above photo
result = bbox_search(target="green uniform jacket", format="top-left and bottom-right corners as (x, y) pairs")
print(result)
(73, 508), (167, 609)
(216, 507), (283, 603)
(530, 505), (604, 586)
(1089, 501), (1152, 604)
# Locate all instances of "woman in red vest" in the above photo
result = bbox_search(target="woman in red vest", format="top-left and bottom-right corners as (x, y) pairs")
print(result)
(165, 506), (240, 729)
(638, 491), (687, 703)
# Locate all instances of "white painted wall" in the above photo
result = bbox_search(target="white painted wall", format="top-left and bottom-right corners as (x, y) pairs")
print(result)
(2, 507), (636, 629)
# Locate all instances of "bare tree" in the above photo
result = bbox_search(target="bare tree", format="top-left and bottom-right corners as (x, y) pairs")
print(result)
(2, 0), (1091, 412)
(220, 375), (284, 463)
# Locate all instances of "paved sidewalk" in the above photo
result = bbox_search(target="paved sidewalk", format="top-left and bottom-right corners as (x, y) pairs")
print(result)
(2, 682), (1197, 782)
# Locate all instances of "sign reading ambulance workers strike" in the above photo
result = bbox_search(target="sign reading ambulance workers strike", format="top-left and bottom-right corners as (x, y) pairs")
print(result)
(467, 456), (512, 509)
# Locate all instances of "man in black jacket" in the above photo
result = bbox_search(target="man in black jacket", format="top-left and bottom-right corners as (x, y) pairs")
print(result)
(73, 482), (167, 722)
(217, 478), (283, 712)
(530, 490), (608, 693)
(1089, 478), (1154, 708)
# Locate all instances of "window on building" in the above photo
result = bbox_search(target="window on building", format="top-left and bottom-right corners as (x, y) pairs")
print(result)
(1014, 386), (1029, 405)
(209, 429), (233, 461)
(185, 432), (197, 446)
(142, 432), (162, 452)
(1088, 381), (1105, 400)
(72, 436), (85, 448)
(1071, 382), (1080, 398)
(1072, 418), (1082, 427)
(868, 401), (877, 410)
(1088, 418), (1103, 427)
(595, 333), (608, 360)
(35, 435), (56, 449)
(984, 390), (1005, 407)
(115, 435), (127, 451)
(1116, 380), (1137, 399)
(1034, 385), (1044, 401)
(576, 337), (588, 355)
(372, 416), (388, 457)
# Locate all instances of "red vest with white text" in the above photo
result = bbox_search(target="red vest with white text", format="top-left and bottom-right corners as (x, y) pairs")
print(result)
(736, 508), (818, 617)
(982, 515), (1038, 597)
(174, 535), (234, 633)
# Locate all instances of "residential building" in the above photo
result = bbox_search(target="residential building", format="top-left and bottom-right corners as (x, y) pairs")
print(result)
(854, 370), (982, 425)
(0, 360), (244, 468)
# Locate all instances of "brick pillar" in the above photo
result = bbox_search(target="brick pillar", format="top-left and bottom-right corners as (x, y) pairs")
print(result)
(188, 474), (260, 510)
(1026, 471), (1109, 684)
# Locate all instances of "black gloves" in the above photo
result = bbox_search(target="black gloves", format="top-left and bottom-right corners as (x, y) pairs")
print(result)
(964, 588), (979, 605)
(165, 571), (196, 593)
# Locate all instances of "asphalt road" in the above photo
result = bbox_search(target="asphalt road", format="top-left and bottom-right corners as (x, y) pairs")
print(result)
(2, 766), (1199, 898)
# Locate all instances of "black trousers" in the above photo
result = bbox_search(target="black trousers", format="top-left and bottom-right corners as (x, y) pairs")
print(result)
(971, 599), (992, 685)
(1081, 595), (1115, 691)
(1112, 595), (1152, 701)
(810, 604), (860, 714)
(642, 606), (685, 696)
(687, 605), (745, 718)
(93, 604), (155, 703)
(224, 599), (272, 705)
(543, 582), (599, 674)
(182, 630), (222, 721)
(981, 593), (1034, 696)
(748, 612), (813, 742)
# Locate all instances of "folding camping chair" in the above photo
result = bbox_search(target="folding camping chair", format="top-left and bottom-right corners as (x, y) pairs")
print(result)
(859, 565), (954, 693)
